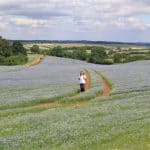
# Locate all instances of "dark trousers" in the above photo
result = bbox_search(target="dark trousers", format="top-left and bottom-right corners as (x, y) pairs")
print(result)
(80, 83), (85, 92)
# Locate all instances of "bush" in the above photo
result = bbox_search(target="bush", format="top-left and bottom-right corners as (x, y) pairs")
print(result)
(0, 56), (6, 65)
(0, 37), (13, 57)
(71, 50), (87, 60)
(0, 55), (28, 65)
(12, 41), (27, 55)
(113, 53), (128, 63)
(50, 46), (64, 57)
(113, 53), (122, 63)
(30, 45), (40, 53)
(103, 59), (114, 64)
(0, 36), (28, 65)
(89, 47), (107, 63)
(125, 55), (149, 62)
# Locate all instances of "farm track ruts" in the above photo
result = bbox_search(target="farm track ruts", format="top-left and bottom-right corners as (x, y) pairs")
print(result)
(39, 71), (112, 108)
(100, 75), (111, 97)
(65, 72), (111, 107)
(38, 70), (91, 108)
(85, 70), (91, 90)
(26, 55), (45, 66)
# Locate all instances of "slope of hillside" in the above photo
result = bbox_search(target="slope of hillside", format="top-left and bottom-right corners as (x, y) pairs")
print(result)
(0, 57), (149, 150)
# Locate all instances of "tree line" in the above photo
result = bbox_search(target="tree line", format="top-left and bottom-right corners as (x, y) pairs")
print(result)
(1, 35), (149, 66)
(30, 44), (150, 64)
(30, 45), (113, 64)
(0, 36), (28, 65)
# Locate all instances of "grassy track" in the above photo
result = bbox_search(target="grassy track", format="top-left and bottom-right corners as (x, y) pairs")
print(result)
(26, 54), (45, 66)
(0, 69), (110, 110)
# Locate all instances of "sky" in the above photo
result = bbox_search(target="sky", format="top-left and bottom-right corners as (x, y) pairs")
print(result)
(0, 0), (150, 42)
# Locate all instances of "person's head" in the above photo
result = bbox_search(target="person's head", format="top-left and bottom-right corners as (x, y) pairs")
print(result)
(80, 71), (85, 76)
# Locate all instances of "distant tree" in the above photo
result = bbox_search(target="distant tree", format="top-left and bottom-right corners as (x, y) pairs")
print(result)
(113, 53), (122, 63)
(71, 49), (87, 60)
(79, 49), (88, 60)
(0, 37), (28, 65)
(79, 47), (88, 60)
(89, 47), (107, 63)
(0, 36), (12, 57)
(12, 41), (26, 55)
(113, 53), (128, 63)
(51, 46), (64, 57)
(0, 55), (6, 64)
(30, 45), (40, 53)
(126, 55), (147, 62)
(62, 50), (73, 58)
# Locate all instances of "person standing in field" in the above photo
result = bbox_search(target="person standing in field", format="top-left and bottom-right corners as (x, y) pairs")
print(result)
(78, 71), (87, 92)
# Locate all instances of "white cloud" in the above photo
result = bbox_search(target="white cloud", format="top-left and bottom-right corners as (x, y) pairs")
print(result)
(72, 0), (150, 30)
(9, 16), (50, 27)
(0, 0), (150, 41)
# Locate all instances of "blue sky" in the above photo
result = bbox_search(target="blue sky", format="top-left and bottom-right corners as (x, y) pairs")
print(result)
(0, 0), (150, 42)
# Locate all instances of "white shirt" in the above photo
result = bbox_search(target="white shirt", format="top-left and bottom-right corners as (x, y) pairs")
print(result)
(79, 75), (86, 84)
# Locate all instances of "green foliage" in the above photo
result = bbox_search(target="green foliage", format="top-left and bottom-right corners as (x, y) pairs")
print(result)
(0, 55), (5, 64)
(103, 58), (114, 64)
(50, 46), (64, 57)
(30, 45), (40, 53)
(89, 47), (107, 64)
(145, 54), (150, 59)
(47, 46), (88, 60)
(113, 53), (128, 63)
(37, 44), (150, 65)
(126, 55), (150, 62)
(63, 50), (73, 58)
(113, 53), (122, 63)
(0, 54), (28, 65)
(12, 41), (27, 55)
(108, 50), (115, 55)
(0, 36), (27, 65)
(72, 50), (88, 60)
(0, 36), (13, 57)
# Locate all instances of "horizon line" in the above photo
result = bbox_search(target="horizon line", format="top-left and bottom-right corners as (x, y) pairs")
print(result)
(7, 39), (150, 45)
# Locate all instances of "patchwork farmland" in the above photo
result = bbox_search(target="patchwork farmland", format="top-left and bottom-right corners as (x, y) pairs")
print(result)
(0, 56), (150, 150)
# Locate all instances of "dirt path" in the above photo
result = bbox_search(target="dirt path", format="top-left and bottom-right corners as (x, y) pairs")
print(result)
(100, 76), (111, 97)
(85, 71), (91, 90)
(26, 55), (45, 66)
(38, 71), (112, 108)
(38, 71), (91, 108)
(68, 73), (112, 107)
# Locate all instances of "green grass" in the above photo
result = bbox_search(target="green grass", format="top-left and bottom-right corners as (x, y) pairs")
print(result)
(0, 69), (103, 110)
(59, 69), (104, 103)
(0, 90), (77, 110)
(0, 89), (149, 150)
(27, 53), (37, 62)
(0, 67), (149, 150)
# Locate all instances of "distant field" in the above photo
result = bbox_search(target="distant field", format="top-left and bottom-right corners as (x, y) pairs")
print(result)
(24, 42), (150, 53)
(24, 43), (92, 49)
(0, 57), (149, 150)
